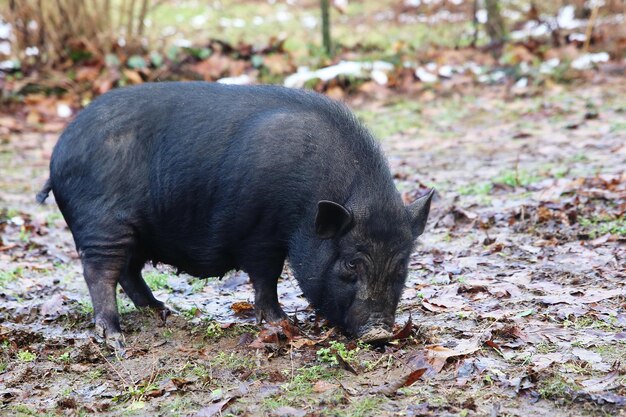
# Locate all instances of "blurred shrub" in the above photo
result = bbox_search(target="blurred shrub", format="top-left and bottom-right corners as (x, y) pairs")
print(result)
(4, 0), (151, 65)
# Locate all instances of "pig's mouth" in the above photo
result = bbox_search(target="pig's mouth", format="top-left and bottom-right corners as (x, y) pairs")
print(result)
(354, 314), (394, 344)
(358, 326), (394, 344)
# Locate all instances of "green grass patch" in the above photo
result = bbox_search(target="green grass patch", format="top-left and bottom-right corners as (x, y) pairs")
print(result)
(262, 365), (341, 411)
(87, 369), (104, 380)
(45, 211), (64, 226)
(205, 321), (224, 340)
(9, 404), (38, 416)
(457, 182), (493, 196)
(117, 296), (136, 315)
(590, 343), (626, 363)
(17, 350), (36, 362)
(293, 364), (339, 384)
(535, 342), (558, 354)
(145, 1), (475, 65)
(610, 121), (626, 132)
(493, 168), (541, 187)
(143, 271), (170, 290)
(48, 351), (71, 364)
(565, 314), (622, 332)
(569, 152), (589, 163)
(317, 341), (360, 366)
(210, 352), (255, 371)
(159, 396), (195, 416)
(0, 266), (24, 285)
(537, 375), (577, 400)
(189, 278), (208, 293)
(345, 396), (384, 417)
(356, 100), (422, 139)
(579, 216), (626, 238)
(76, 299), (94, 315)
(190, 363), (212, 383)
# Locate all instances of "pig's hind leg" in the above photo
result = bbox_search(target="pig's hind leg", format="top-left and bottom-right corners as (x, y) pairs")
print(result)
(81, 255), (126, 353)
(118, 257), (171, 322)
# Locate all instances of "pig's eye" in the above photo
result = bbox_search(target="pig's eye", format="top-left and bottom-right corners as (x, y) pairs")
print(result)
(346, 258), (365, 272)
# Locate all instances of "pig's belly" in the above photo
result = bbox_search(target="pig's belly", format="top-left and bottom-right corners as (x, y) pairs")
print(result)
(143, 237), (238, 279)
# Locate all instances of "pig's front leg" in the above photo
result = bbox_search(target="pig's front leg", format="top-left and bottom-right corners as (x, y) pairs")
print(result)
(246, 255), (288, 323)
(252, 276), (287, 323)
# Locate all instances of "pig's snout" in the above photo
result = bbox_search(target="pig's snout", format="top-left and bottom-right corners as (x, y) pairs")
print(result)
(355, 313), (394, 343)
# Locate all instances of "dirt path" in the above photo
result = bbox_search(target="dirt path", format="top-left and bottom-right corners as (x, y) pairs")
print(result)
(1, 79), (625, 416)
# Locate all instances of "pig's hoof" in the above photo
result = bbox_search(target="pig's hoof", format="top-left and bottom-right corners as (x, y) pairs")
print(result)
(156, 307), (172, 324)
(94, 322), (127, 357)
(158, 308), (171, 322)
(359, 327), (394, 344)
(106, 334), (127, 358)
(255, 305), (288, 325)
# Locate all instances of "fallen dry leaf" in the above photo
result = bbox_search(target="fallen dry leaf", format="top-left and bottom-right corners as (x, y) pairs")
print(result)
(531, 352), (566, 372)
(248, 320), (299, 349)
(407, 333), (488, 375)
(538, 289), (625, 305)
(194, 396), (239, 417)
(370, 368), (427, 396)
(312, 380), (338, 393)
(335, 352), (358, 375)
(571, 348), (611, 372)
(580, 369), (621, 393)
(392, 316), (413, 340)
(122, 69), (143, 84)
(271, 406), (306, 417)
(231, 301), (254, 315)
(289, 328), (335, 349)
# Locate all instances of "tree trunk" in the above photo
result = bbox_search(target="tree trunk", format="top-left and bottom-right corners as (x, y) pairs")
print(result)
(484, 0), (507, 45)
(321, 0), (332, 56)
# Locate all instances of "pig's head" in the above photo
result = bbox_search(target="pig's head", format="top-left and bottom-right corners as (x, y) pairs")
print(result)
(296, 189), (434, 342)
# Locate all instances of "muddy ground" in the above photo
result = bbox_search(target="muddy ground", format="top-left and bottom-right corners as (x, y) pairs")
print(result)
(0, 78), (625, 416)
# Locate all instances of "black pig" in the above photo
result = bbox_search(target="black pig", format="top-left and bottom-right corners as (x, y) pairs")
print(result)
(38, 82), (434, 348)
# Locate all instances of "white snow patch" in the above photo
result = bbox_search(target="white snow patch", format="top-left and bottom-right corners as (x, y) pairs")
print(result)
(371, 70), (388, 85)
(571, 52), (610, 70)
(57, 103), (72, 118)
(0, 41), (10, 55)
(0, 21), (11, 39)
(173, 38), (192, 48)
(25, 46), (39, 56)
(284, 61), (394, 88)
(438, 65), (453, 78)
(0, 59), (16, 70)
(217, 74), (253, 85)
(415, 67), (438, 83)
(514, 77), (528, 89)
(540, 58), (560, 74)
(191, 15), (208, 28)
(476, 9), (487, 24)
(301, 15), (317, 29)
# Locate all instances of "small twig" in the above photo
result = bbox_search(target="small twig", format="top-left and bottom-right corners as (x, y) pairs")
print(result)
(471, 0), (479, 47)
(366, 353), (388, 371)
(140, 354), (162, 401)
(91, 338), (133, 389)
(583, 5), (600, 52)
(289, 341), (295, 383)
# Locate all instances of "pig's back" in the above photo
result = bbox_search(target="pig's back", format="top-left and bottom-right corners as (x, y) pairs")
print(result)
(49, 82), (390, 273)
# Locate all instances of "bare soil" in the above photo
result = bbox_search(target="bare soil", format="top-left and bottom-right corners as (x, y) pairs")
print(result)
(1, 78), (625, 416)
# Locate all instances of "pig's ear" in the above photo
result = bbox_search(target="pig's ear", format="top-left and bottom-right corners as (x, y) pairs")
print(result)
(407, 189), (435, 237)
(315, 200), (353, 239)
